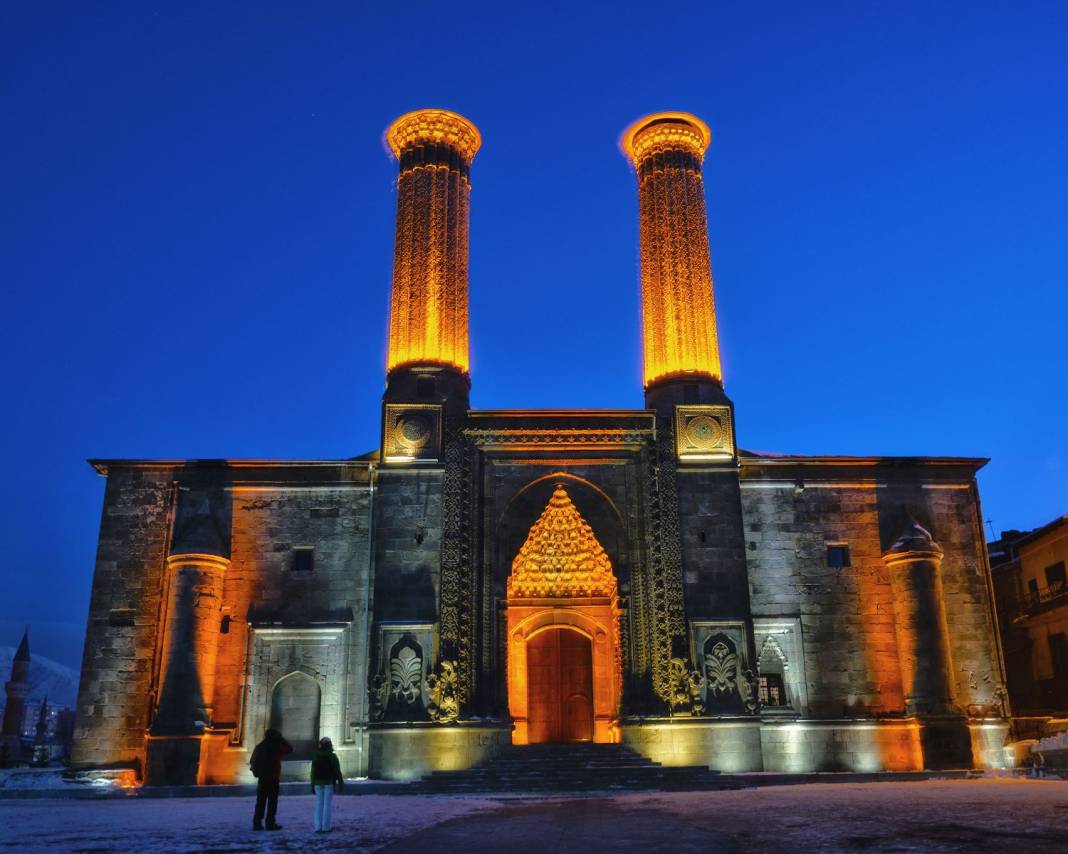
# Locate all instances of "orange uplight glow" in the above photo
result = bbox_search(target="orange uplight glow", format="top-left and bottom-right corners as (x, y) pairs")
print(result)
(385, 109), (481, 375)
(621, 112), (722, 387)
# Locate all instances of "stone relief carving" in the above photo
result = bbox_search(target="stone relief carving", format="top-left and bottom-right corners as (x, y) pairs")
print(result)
(642, 427), (688, 706)
(368, 672), (389, 722)
(738, 669), (760, 715)
(439, 421), (474, 711)
(704, 638), (739, 698)
(689, 668), (706, 716)
(390, 646), (422, 705)
(756, 635), (789, 673)
(383, 403), (443, 461)
(666, 657), (707, 716)
(674, 405), (735, 461)
(426, 659), (460, 723)
(667, 658), (691, 713)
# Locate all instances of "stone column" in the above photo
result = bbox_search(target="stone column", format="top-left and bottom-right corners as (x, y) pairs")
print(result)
(384, 109), (481, 379)
(883, 519), (972, 768)
(621, 112), (722, 389)
(146, 488), (231, 785)
(151, 553), (230, 734)
(883, 520), (957, 714)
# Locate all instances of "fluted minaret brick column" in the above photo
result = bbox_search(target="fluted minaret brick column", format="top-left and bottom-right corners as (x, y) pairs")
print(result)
(621, 112), (722, 393)
(883, 520), (958, 715)
(384, 109), (481, 382)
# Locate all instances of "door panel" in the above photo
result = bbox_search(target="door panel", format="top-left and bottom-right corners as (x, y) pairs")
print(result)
(526, 628), (593, 743)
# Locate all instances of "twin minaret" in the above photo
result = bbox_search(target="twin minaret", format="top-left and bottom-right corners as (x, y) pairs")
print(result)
(382, 109), (723, 407)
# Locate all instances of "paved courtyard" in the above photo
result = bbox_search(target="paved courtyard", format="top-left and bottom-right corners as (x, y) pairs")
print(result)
(0, 779), (1065, 853)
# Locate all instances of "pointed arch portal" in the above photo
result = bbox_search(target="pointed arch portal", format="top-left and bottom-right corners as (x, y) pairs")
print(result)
(506, 485), (621, 744)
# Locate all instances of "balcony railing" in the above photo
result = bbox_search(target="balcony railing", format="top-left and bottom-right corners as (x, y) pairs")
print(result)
(1011, 580), (1068, 621)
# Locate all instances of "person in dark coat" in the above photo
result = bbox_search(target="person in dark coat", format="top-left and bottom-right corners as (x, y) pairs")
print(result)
(250, 728), (293, 831)
(310, 737), (344, 833)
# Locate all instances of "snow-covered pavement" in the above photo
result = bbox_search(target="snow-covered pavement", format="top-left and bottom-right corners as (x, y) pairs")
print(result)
(0, 779), (1065, 853)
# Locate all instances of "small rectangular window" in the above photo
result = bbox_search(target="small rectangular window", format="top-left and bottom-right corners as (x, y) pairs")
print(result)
(107, 608), (136, 627)
(827, 544), (851, 568)
(291, 547), (314, 573)
(1044, 561), (1066, 590)
(1028, 578), (1040, 597)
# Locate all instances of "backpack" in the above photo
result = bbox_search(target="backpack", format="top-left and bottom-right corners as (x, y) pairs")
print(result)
(312, 753), (334, 782)
(249, 743), (266, 779)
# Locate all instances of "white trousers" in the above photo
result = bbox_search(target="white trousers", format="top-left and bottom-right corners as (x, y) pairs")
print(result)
(314, 785), (334, 831)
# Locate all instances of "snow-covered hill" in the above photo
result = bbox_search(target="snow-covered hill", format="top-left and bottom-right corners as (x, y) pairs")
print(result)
(0, 647), (79, 711)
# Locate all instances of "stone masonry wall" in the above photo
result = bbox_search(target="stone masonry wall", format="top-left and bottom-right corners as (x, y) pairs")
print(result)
(217, 481), (373, 770)
(676, 470), (751, 622)
(740, 474), (1002, 719)
(372, 469), (444, 626)
(71, 467), (175, 769)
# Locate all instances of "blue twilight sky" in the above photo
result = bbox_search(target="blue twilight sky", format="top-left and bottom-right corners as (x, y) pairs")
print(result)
(2, 2), (1066, 668)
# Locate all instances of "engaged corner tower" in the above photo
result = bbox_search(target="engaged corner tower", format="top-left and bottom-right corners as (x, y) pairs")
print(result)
(621, 112), (727, 414)
(383, 108), (481, 409)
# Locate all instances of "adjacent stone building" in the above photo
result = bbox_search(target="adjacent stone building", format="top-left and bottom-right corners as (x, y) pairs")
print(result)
(990, 517), (1068, 725)
(71, 110), (1009, 784)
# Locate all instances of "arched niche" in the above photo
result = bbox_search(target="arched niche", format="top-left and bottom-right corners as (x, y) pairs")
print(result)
(756, 635), (791, 709)
(269, 671), (321, 758)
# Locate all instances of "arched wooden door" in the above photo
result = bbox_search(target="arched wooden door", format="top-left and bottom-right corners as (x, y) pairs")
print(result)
(526, 628), (593, 743)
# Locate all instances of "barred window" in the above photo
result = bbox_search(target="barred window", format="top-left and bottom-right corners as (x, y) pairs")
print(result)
(758, 673), (787, 706)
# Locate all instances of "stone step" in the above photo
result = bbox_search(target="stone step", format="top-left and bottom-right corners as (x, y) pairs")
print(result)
(416, 742), (722, 794)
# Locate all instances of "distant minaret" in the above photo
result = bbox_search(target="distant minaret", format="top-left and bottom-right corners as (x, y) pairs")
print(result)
(383, 109), (481, 406)
(621, 112), (726, 410)
(33, 695), (50, 765)
(1, 629), (30, 766)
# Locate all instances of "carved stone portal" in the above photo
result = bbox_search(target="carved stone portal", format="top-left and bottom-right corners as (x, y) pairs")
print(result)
(506, 485), (621, 744)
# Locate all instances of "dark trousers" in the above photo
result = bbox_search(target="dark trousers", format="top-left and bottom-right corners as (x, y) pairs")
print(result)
(253, 779), (280, 827)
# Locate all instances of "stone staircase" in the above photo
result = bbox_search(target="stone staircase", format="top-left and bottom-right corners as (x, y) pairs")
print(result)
(416, 742), (738, 794)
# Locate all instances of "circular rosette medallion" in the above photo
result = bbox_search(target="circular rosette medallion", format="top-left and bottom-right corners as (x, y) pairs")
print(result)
(395, 413), (432, 451)
(685, 415), (723, 450)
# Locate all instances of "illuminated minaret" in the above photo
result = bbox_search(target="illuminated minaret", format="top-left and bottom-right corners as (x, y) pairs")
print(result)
(383, 109), (481, 407)
(621, 112), (725, 410)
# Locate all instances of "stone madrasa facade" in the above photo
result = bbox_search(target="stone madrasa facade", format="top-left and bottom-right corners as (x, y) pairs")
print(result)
(71, 110), (1010, 785)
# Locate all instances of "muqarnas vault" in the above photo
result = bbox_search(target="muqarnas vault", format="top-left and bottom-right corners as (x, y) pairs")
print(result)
(71, 110), (1010, 784)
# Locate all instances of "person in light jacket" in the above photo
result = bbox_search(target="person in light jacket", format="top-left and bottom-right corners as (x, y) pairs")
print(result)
(310, 737), (344, 832)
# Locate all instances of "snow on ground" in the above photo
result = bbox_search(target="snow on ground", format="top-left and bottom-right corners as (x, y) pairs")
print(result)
(0, 793), (500, 852)
(0, 779), (1066, 853)
(1034, 731), (1068, 752)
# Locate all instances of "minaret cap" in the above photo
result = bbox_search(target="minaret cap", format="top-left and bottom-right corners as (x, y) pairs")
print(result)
(385, 109), (482, 163)
(620, 111), (712, 166)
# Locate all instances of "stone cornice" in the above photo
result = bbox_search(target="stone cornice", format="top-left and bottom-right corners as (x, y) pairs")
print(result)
(386, 109), (481, 163)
